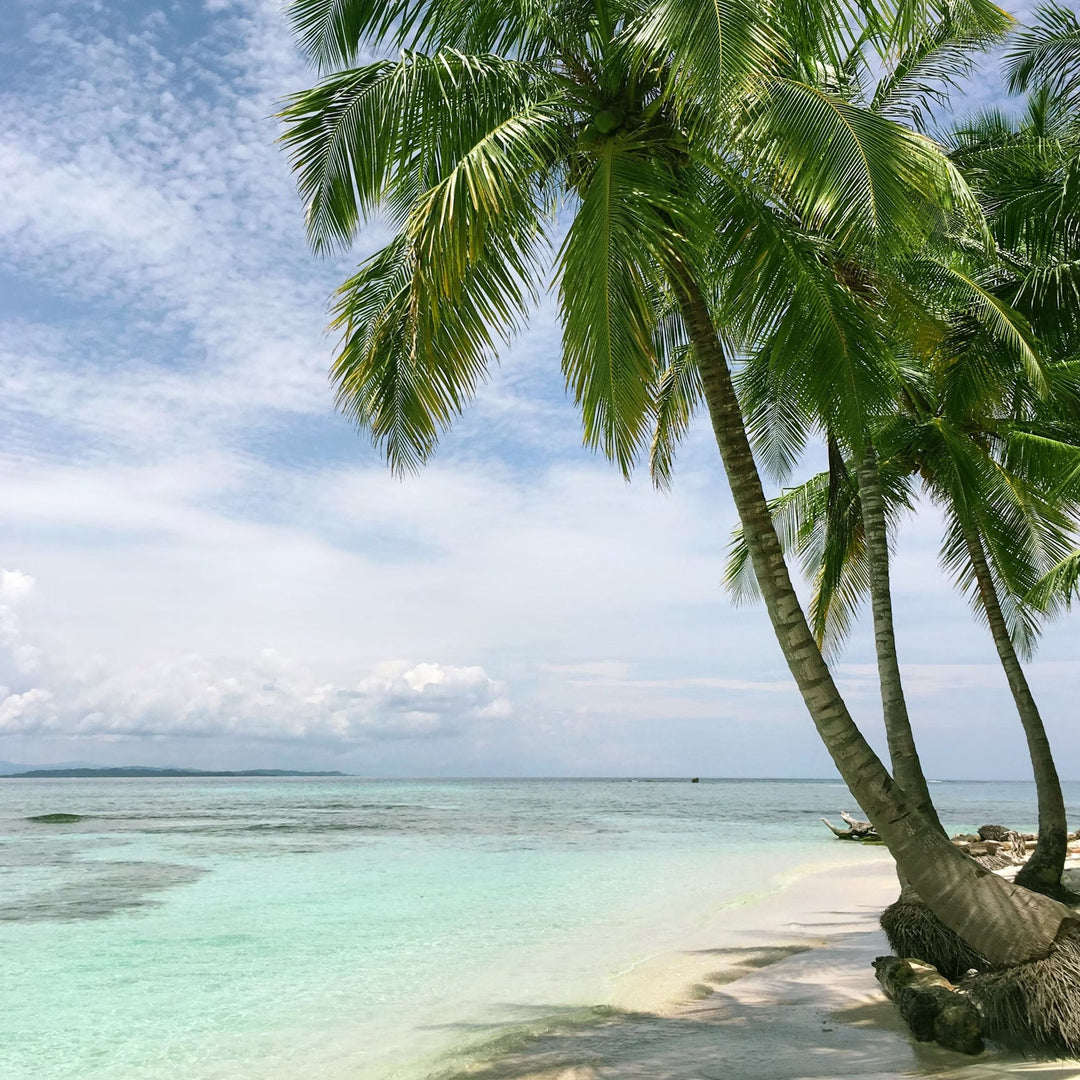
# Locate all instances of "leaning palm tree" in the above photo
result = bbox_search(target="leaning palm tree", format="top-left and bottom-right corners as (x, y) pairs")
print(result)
(649, 0), (1016, 848)
(280, 0), (1080, 1044)
(741, 0), (1014, 837)
(721, 53), (1080, 904)
(728, 345), (1080, 902)
(721, 230), (1079, 974)
(945, 78), (1080, 892)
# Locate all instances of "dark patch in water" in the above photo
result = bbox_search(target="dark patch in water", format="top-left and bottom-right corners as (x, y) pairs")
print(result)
(0, 861), (206, 922)
(240, 821), (384, 833)
(27, 813), (84, 823)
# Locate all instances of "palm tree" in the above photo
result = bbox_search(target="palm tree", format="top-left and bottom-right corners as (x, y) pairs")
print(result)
(720, 31), (1080, 901)
(728, 347), (1080, 899)
(279, 0), (1079, 980)
(695, 0), (1016, 839)
(945, 77), (1080, 891)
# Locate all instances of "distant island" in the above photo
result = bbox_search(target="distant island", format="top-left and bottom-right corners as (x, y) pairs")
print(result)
(5, 767), (347, 778)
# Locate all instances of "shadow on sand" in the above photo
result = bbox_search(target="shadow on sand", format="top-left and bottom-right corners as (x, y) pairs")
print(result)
(428, 935), (1080, 1080)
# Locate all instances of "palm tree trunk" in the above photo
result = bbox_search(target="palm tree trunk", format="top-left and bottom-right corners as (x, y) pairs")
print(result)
(854, 445), (944, 834)
(961, 521), (1069, 893)
(674, 272), (1074, 964)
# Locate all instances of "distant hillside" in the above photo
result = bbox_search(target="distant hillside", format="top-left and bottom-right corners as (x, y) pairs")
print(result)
(5, 767), (347, 778)
(0, 760), (98, 776)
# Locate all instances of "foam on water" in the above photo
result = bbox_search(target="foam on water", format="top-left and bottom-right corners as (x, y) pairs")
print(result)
(0, 777), (1067, 1079)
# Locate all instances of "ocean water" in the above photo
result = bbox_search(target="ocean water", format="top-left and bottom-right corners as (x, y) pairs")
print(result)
(0, 776), (1072, 1080)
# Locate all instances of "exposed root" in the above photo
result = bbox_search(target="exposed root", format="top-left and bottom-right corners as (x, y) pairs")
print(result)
(965, 921), (1080, 1053)
(880, 899), (989, 982)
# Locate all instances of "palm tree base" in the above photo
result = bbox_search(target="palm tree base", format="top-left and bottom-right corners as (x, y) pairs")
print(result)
(880, 897), (989, 981)
(965, 921), (1080, 1053)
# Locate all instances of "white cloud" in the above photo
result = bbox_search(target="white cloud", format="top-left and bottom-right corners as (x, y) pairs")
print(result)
(0, 688), (55, 730)
(3, 0), (1080, 780)
(0, 589), (510, 743)
(0, 570), (35, 605)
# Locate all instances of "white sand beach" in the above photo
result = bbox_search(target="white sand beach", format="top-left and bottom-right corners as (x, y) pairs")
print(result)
(454, 857), (1080, 1080)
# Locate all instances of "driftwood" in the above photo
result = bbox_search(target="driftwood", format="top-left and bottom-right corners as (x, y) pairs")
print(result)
(952, 839), (1015, 858)
(820, 810), (880, 841)
(873, 955), (984, 1054)
(826, 817), (1080, 860)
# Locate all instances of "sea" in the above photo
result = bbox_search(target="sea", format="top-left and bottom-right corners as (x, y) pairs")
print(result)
(1, 776), (1072, 1080)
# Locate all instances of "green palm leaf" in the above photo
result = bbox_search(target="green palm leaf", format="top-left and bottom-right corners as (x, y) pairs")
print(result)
(278, 51), (548, 252)
(757, 78), (980, 251)
(558, 146), (698, 476)
(1005, 2), (1080, 109)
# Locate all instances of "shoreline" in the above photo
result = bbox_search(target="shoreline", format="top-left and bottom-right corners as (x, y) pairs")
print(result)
(437, 855), (1080, 1080)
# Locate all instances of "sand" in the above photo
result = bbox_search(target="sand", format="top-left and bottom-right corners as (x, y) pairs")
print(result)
(452, 855), (1080, 1080)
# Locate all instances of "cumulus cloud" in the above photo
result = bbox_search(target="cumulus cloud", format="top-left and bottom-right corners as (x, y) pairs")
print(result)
(0, 570), (36, 604)
(0, 574), (509, 743)
(0, 570), (41, 675)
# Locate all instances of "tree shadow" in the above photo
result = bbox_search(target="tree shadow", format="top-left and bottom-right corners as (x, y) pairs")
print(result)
(428, 930), (1080, 1080)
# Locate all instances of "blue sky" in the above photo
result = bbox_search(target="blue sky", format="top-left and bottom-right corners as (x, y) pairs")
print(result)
(1, 0), (1078, 778)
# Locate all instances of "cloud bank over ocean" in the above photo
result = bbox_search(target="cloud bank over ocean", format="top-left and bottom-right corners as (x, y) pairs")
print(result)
(2, 0), (1079, 776)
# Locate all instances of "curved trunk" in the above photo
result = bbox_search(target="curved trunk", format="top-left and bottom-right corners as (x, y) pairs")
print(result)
(854, 446), (944, 835)
(674, 274), (1074, 965)
(961, 522), (1069, 893)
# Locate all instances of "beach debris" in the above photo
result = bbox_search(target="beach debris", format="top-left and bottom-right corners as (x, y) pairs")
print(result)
(820, 810), (880, 841)
(873, 955), (984, 1055)
(942, 827), (1034, 869)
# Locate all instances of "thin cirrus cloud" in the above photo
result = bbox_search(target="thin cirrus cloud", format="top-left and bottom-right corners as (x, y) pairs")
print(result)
(1, 0), (1080, 777)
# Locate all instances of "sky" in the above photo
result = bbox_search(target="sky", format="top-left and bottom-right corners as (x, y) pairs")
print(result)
(0, 0), (1078, 778)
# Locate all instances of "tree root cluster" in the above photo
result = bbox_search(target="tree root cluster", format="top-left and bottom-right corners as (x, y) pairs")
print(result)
(873, 823), (1080, 1057)
(964, 921), (1080, 1054)
(879, 898), (988, 982)
(878, 911), (1080, 1055)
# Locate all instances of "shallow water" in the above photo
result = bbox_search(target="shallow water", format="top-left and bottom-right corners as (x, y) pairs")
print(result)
(0, 777), (1070, 1079)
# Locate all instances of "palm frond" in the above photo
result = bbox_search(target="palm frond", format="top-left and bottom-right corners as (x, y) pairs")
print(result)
(872, 1), (1012, 132)
(910, 257), (1046, 392)
(649, 343), (701, 489)
(757, 79), (981, 251)
(738, 349), (815, 482)
(557, 147), (698, 476)
(630, 0), (780, 112)
(1027, 550), (1080, 615)
(278, 51), (549, 252)
(1001, 429), (1080, 503)
(288, 0), (562, 69)
(329, 97), (554, 472)
(1005, 2), (1080, 109)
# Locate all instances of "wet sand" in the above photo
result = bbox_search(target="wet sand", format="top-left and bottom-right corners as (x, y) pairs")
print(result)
(450, 858), (1080, 1080)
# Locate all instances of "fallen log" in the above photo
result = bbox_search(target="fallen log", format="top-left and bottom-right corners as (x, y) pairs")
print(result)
(841, 810), (872, 832)
(821, 811), (880, 841)
(873, 955), (984, 1055)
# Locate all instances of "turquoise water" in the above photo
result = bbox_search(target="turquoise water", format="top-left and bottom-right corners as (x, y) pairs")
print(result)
(0, 777), (1071, 1079)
